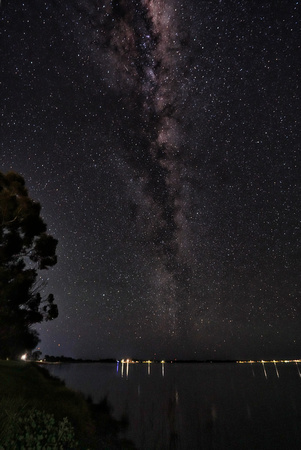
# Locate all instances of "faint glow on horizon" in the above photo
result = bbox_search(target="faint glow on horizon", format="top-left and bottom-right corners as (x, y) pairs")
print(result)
(237, 359), (301, 364)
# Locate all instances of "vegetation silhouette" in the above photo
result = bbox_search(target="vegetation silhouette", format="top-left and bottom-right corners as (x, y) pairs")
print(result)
(0, 171), (58, 359)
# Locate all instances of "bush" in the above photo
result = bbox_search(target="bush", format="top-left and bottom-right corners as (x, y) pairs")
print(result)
(0, 407), (78, 449)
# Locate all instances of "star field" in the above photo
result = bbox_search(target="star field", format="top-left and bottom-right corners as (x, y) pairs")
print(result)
(1, 0), (300, 360)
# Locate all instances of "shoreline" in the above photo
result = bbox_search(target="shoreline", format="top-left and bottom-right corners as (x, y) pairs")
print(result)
(0, 360), (135, 449)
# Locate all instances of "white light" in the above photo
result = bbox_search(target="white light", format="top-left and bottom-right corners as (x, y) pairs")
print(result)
(21, 354), (27, 361)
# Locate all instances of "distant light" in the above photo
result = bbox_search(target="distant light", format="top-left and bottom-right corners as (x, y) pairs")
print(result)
(21, 354), (27, 361)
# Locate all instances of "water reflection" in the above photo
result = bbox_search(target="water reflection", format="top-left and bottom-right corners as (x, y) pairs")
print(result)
(46, 362), (301, 450)
(117, 360), (166, 379)
(250, 361), (255, 377)
(261, 360), (268, 379)
(296, 362), (301, 378)
(161, 361), (165, 377)
(119, 360), (130, 379)
(273, 360), (280, 378)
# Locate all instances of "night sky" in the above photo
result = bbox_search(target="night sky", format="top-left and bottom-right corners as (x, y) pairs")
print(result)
(1, 0), (300, 360)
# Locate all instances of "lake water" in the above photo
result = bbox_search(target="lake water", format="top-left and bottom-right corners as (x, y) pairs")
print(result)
(46, 361), (301, 449)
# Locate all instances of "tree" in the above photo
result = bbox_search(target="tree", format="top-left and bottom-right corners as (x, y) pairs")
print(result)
(30, 350), (42, 361)
(0, 171), (58, 359)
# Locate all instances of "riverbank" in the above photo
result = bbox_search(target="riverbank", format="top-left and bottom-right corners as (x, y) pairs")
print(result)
(0, 360), (134, 449)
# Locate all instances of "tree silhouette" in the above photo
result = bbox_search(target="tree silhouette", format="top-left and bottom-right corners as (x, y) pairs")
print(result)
(0, 171), (58, 359)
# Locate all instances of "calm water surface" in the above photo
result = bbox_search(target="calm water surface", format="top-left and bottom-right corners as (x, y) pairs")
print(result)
(47, 362), (301, 449)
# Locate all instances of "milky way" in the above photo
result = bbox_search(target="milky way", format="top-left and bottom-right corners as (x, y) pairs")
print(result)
(74, 0), (196, 332)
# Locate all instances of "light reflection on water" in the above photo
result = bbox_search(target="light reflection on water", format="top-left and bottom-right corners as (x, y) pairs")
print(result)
(47, 362), (301, 449)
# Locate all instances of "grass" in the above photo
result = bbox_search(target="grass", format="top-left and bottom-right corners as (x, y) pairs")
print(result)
(0, 360), (135, 449)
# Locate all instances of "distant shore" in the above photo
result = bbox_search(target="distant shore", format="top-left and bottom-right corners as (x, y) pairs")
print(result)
(35, 356), (301, 364)
(37, 356), (239, 364)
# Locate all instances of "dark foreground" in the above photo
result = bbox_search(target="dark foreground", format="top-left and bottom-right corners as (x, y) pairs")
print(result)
(0, 360), (135, 449)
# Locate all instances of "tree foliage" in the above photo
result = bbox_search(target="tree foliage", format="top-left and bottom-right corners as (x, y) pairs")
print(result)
(0, 171), (58, 359)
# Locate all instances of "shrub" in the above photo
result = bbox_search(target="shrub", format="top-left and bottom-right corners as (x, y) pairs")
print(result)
(0, 408), (78, 449)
